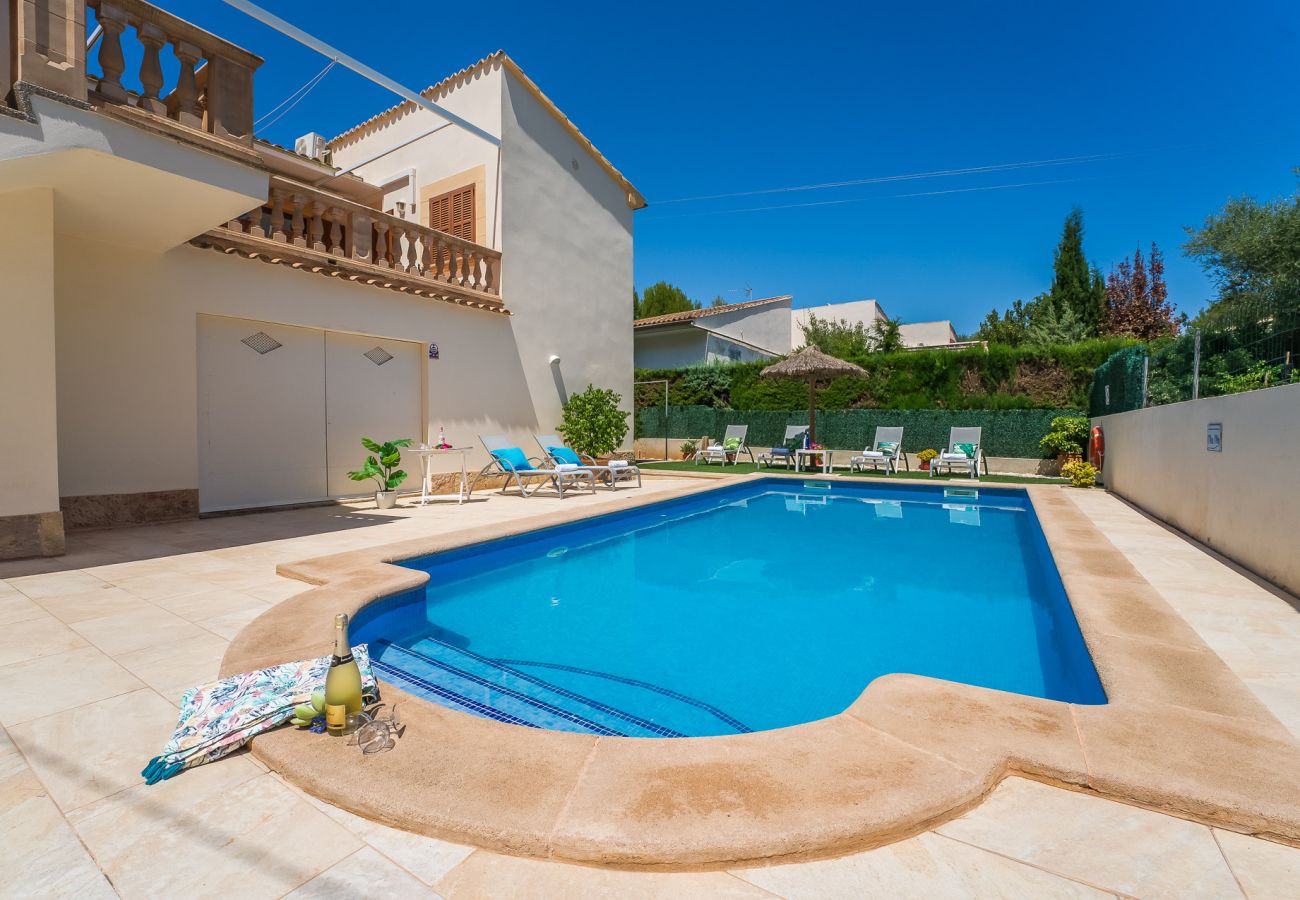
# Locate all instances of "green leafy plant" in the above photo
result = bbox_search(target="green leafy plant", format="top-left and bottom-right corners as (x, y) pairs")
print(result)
(347, 438), (412, 492)
(1061, 459), (1098, 487)
(679, 439), (698, 459)
(917, 448), (939, 463)
(558, 385), (630, 458)
(1039, 415), (1089, 458)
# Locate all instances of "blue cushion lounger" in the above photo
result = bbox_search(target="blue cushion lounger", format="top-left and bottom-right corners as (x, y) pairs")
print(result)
(473, 434), (596, 498)
(534, 433), (642, 490)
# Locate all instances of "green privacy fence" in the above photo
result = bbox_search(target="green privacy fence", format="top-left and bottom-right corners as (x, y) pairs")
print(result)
(637, 407), (1082, 458)
(1089, 301), (1300, 417)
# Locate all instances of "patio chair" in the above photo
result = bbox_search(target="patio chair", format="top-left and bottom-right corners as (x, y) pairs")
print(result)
(533, 433), (642, 490)
(471, 434), (596, 498)
(695, 424), (755, 466)
(849, 426), (908, 475)
(757, 425), (809, 470)
(929, 426), (986, 479)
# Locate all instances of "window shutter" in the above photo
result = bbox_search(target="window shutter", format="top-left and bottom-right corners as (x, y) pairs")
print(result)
(427, 185), (475, 242)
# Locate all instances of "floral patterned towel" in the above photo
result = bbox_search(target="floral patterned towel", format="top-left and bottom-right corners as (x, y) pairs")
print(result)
(141, 645), (378, 784)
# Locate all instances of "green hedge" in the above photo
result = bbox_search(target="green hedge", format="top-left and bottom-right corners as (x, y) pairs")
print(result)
(637, 407), (1082, 458)
(635, 337), (1133, 414)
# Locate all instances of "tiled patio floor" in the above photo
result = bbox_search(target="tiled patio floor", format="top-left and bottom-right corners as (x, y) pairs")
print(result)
(2, 479), (1297, 898)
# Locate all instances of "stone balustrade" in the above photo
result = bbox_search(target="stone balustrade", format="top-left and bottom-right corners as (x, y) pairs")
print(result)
(86, 0), (262, 143)
(201, 177), (506, 311)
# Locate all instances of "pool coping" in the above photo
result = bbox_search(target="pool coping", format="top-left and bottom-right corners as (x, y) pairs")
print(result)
(223, 474), (1300, 870)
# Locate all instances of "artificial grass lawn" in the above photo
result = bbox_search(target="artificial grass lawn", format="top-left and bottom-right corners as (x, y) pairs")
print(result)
(638, 459), (1068, 485)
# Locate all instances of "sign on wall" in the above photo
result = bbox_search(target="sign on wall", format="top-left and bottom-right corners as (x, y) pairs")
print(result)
(428, 343), (440, 360)
(1207, 422), (1222, 452)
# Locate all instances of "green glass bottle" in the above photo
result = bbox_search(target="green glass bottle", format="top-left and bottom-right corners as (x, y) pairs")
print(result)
(324, 613), (363, 735)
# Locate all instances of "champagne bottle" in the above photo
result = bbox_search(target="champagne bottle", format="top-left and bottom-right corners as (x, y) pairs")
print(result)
(324, 613), (363, 735)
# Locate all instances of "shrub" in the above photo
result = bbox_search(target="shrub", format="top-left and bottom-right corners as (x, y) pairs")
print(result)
(917, 448), (939, 463)
(559, 385), (630, 458)
(1061, 459), (1098, 487)
(1038, 415), (1089, 458)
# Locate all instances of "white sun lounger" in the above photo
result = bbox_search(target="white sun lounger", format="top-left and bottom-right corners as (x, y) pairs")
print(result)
(758, 425), (809, 470)
(929, 426), (986, 479)
(695, 424), (754, 466)
(850, 426), (907, 475)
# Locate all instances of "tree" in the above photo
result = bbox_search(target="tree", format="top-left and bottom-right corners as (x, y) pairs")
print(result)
(869, 318), (904, 352)
(710, 295), (727, 307)
(635, 281), (697, 318)
(1184, 172), (1300, 325)
(1025, 296), (1088, 346)
(975, 299), (1032, 346)
(557, 385), (629, 458)
(1048, 207), (1106, 331)
(798, 313), (870, 358)
(1102, 243), (1181, 340)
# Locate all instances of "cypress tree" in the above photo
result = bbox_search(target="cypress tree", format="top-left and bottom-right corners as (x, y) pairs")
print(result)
(1048, 207), (1106, 332)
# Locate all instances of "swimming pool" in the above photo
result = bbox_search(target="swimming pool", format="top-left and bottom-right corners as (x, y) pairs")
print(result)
(352, 478), (1105, 737)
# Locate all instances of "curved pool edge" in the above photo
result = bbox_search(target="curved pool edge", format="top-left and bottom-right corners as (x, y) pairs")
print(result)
(223, 475), (1300, 868)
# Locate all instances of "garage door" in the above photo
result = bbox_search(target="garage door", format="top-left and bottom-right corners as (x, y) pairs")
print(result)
(198, 315), (421, 512)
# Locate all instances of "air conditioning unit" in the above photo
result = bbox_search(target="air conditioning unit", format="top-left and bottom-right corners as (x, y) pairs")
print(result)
(294, 132), (328, 162)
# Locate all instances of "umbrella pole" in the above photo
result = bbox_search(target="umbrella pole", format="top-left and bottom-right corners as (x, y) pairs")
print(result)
(808, 379), (816, 443)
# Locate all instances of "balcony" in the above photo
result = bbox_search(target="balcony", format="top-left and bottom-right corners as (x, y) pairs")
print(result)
(196, 176), (506, 313)
(5, 1), (508, 309)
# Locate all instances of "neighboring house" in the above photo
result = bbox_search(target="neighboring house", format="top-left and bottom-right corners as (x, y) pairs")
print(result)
(790, 299), (888, 348)
(0, 2), (642, 559)
(898, 320), (959, 348)
(633, 296), (793, 368)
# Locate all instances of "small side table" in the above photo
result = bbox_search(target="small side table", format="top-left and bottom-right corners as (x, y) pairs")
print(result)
(408, 447), (473, 505)
(794, 448), (833, 474)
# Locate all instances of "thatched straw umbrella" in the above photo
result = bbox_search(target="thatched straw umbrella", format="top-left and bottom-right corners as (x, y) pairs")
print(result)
(760, 346), (866, 443)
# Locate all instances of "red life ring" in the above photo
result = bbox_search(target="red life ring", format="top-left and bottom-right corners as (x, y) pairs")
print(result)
(1089, 425), (1105, 470)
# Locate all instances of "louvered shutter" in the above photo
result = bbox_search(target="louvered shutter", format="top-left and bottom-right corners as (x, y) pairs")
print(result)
(428, 185), (475, 242)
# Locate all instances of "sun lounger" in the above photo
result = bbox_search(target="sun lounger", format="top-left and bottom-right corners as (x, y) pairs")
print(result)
(850, 426), (907, 474)
(534, 433), (641, 489)
(473, 434), (596, 497)
(696, 424), (754, 466)
(758, 425), (809, 470)
(929, 426), (985, 479)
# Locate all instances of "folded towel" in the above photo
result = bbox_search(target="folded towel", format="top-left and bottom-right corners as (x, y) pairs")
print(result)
(555, 463), (580, 471)
(608, 459), (629, 468)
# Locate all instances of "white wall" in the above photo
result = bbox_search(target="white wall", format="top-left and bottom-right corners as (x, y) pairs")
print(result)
(0, 188), (60, 517)
(634, 327), (707, 369)
(1094, 383), (1300, 596)
(499, 71), (634, 441)
(53, 237), (541, 497)
(705, 299), (793, 355)
(792, 299), (885, 349)
(898, 320), (957, 348)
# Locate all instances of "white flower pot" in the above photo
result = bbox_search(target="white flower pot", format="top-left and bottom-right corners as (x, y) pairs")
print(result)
(375, 490), (399, 510)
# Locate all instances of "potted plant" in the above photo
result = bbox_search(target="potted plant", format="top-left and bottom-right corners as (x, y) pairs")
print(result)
(680, 439), (698, 460)
(347, 437), (413, 509)
(1039, 416), (1089, 466)
(917, 448), (938, 471)
(807, 441), (825, 468)
(558, 385), (630, 465)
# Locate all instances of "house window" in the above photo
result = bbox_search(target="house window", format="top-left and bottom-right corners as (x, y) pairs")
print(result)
(428, 185), (475, 242)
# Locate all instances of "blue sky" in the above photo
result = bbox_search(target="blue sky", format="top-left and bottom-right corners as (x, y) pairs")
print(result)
(168, 1), (1298, 332)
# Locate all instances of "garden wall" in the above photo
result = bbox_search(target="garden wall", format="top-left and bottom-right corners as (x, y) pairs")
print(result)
(1093, 382), (1300, 595)
(637, 407), (1080, 459)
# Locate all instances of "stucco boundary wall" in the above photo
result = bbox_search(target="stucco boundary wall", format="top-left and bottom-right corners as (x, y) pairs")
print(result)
(632, 438), (1061, 476)
(1092, 382), (1300, 597)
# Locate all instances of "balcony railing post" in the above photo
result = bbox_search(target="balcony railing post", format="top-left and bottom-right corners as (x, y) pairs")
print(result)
(204, 54), (256, 145)
(350, 212), (372, 262)
(136, 20), (167, 114)
(268, 189), (286, 243)
(95, 2), (129, 103)
(373, 221), (390, 268)
(327, 207), (344, 255)
(306, 202), (325, 252)
(171, 41), (202, 128)
(289, 194), (306, 248)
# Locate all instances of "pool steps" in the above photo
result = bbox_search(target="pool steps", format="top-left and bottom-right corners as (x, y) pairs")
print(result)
(372, 639), (682, 737)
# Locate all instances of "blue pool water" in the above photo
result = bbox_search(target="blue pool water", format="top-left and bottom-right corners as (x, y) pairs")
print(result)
(352, 479), (1105, 737)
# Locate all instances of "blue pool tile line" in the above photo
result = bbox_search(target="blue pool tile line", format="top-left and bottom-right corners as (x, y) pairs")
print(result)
(371, 659), (541, 730)
(412, 635), (686, 737)
(493, 658), (753, 734)
(375, 641), (628, 737)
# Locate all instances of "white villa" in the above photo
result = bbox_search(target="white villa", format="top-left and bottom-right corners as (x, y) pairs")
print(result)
(633, 295), (961, 369)
(0, 2), (642, 558)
